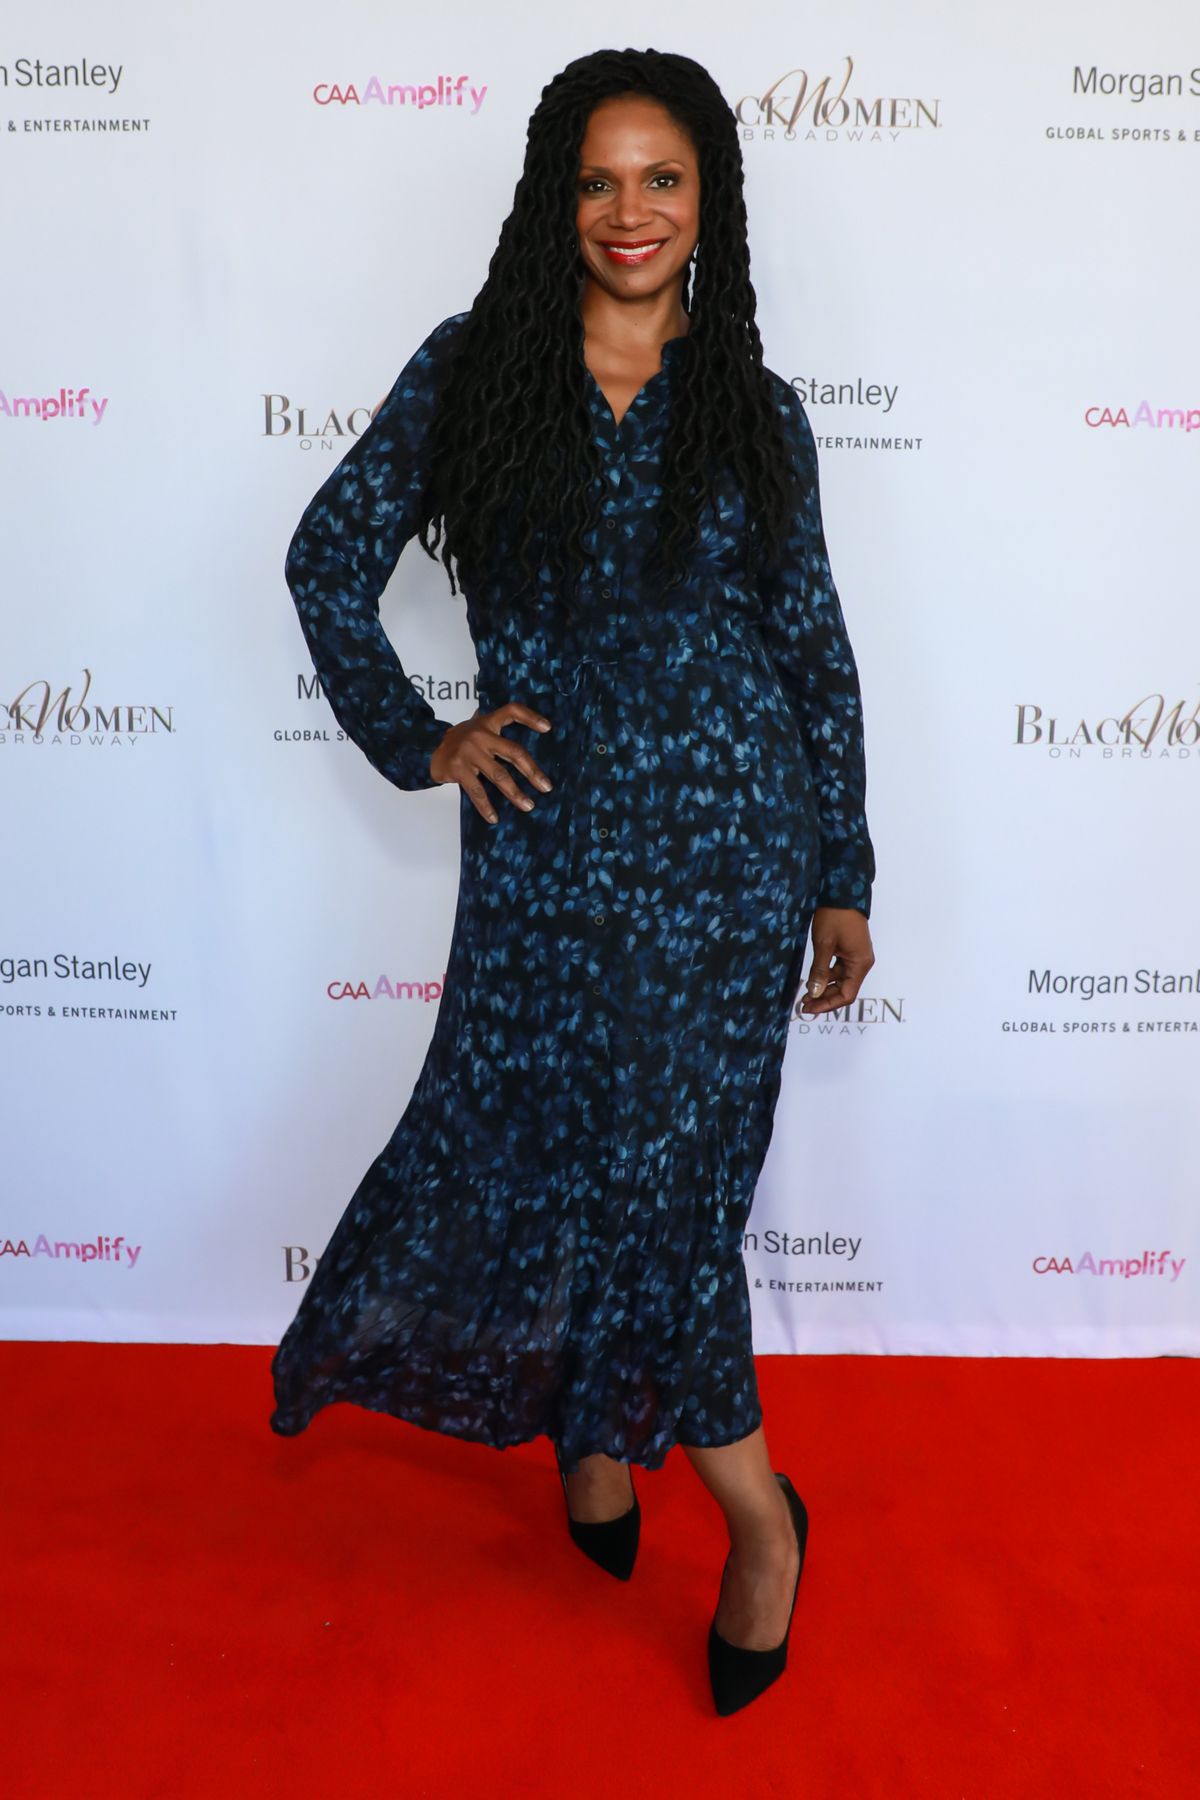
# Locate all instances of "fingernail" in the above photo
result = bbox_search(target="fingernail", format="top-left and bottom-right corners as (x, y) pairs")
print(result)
(538, 778), (552, 791)
(487, 812), (498, 824)
(520, 798), (534, 810)
(536, 721), (551, 731)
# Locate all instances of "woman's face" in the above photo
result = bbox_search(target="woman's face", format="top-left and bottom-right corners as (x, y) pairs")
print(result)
(575, 93), (700, 306)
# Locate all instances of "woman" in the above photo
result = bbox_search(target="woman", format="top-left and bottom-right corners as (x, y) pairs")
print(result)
(269, 46), (876, 1716)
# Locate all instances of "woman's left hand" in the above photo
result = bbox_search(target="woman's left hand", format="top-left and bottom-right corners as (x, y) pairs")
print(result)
(799, 907), (875, 1014)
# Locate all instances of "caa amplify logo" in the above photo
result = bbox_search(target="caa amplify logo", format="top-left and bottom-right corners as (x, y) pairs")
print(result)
(1014, 694), (1200, 753)
(263, 393), (374, 452)
(313, 74), (488, 113)
(328, 973), (446, 1002)
(0, 386), (109, 424)
(736, 56), (941, 137)
(1, 1233), (143, 1268)
(1034, 1249), (1186, 1282)
(1085, 401), (1200, 432)
(2, 670), (174, 744)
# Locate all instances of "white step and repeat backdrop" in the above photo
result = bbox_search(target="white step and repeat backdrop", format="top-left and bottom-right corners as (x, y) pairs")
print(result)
(3, 2), (1197, 1356)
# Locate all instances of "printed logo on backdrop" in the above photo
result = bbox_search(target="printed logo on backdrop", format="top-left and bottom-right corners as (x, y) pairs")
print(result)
(263, 392), (376, 454)
(1001, 964), (1198, 1038)
(0, 56), (149, 135)
(312, 74), (488, 115)
(276, 669), (479, 750)
(1033, 1248), (1186, 1284)
(1013, 693), (1199, 759)
(327, 971), (447, 1002)
(1, 670), (174, 750)
(1, 1232), (143, 1268)
(281, 1234), (884, 1293)
(0, 952), (175, 1025)
(790, 992), (904, 1035)
(1047, 64), (1200, 144)
(283, 1246), (318, 1284)
(736, 56), (941, 144)
(1, 386), (109, 425)
(742, 1228), (883, 1296)
(1084, 401), (1199, 435)
(790, 372), (923, 455)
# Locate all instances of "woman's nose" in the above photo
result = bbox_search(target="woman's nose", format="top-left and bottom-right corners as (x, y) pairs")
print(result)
(608, 188), (650, 227)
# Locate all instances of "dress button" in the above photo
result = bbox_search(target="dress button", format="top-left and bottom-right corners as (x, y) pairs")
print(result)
(597, 826), (610, 839)
(592, 983), (603, 995)
(593, 910), (606, 925)
(604, 519), (616, 532)
(600, 587), (613, 600)
(595, 742), (608, 755)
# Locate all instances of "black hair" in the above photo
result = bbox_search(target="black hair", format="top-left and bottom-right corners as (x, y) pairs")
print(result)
(416, 45), (801, 624)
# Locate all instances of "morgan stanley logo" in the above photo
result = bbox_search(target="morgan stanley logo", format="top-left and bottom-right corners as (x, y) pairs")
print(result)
(1, 386), (109, 424)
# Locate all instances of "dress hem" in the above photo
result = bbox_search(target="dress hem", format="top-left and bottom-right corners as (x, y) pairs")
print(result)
(269, 1390), (764, 1472)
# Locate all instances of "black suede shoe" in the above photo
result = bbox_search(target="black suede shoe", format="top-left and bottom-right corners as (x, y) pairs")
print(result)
(554, 1445), (640, 1581)
(708, 1471), (808, 1716)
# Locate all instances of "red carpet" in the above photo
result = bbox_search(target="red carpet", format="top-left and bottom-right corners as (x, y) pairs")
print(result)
(2, 1345), (1195, 1798)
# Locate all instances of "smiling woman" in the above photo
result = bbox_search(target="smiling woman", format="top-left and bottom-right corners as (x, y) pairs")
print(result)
(270, 43), (876, 1720)
(575, 95), (700, 423)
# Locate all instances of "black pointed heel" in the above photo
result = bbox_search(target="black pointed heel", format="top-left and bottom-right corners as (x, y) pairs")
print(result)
(708, 1471), (808, 1716)
(554, 1445), (640, 1581)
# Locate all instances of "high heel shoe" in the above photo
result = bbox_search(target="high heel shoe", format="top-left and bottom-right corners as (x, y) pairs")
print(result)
(707, 1471), (808, 1716)
(554, 1444), (640, 1581)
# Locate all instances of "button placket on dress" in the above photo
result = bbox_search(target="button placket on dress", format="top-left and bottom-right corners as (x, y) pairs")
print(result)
(566, 414), (628, 1058)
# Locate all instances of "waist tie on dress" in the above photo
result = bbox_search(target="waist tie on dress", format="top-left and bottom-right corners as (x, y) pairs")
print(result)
(552, 649), (621, 897)
(545, 623), (766, 896)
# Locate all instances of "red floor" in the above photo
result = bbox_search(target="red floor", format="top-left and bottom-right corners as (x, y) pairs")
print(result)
(2, 1344), (1195, 1799)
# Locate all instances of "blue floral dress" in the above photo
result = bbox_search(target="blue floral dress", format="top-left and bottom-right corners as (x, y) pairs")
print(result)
(268, 311), (875, 1472)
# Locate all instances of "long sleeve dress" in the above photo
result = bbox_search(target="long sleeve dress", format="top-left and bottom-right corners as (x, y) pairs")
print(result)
(268, 311), (875, 1473)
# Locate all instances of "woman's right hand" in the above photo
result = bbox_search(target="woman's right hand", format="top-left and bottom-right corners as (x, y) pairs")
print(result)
(429, 702), (554, 823)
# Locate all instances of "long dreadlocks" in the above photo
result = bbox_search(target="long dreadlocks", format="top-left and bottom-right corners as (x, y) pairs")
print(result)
(414, 46), (803, 625)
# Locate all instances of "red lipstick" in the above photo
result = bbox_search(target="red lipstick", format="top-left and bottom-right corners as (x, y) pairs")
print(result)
(596, 238), (668, 266)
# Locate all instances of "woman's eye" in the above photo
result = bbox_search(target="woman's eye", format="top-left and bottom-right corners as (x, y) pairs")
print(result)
(579, 173), (680, 195)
